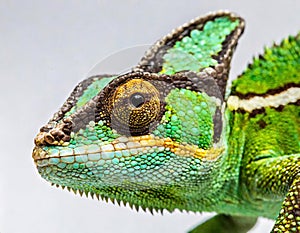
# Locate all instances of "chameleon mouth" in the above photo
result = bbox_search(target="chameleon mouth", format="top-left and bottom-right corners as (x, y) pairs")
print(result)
(32, 134), (223, 166)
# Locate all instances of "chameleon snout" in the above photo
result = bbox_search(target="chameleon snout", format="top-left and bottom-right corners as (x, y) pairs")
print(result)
(34, 118), (73, 147)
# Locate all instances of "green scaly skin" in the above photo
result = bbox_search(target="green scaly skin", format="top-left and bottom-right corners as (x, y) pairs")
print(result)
(32, 11), (300, 233)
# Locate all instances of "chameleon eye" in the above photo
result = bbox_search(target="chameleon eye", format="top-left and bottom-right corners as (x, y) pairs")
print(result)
(129, 92), (145, 108)
(109, 79), (162, 136)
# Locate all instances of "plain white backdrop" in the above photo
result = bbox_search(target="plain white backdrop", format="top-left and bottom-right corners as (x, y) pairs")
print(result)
(1, 1), (299, 233)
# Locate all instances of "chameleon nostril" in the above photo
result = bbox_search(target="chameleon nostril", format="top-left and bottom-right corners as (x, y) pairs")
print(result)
(50, 129), (65, 140)
(34, 120), (73, 146)
(44, 134), (55, 144)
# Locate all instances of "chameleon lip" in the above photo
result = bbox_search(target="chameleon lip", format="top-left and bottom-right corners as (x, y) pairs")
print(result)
(32, 134), (223, 162)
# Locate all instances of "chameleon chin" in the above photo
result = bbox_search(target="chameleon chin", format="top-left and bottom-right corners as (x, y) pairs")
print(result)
(33, 11), (300, 233)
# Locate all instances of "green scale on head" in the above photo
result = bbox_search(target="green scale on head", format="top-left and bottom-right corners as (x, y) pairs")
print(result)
(33, 11), (300, 233)
(161, 16), (240, 74)
(154, 88), (217, 149)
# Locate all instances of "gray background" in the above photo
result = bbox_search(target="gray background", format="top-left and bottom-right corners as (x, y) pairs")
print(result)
(1, 1), (299, 233)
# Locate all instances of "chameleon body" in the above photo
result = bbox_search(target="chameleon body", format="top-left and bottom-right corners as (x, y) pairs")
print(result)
(32, 11), (300, 233)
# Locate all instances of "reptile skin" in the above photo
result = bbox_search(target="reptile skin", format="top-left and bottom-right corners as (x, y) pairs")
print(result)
(33, 11), (300, 233)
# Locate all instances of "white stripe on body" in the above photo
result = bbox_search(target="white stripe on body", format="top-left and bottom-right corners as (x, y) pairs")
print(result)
(227, 87), (300, 112)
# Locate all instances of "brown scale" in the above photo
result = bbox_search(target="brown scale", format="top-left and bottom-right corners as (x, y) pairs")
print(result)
(34, 118), (72, 146)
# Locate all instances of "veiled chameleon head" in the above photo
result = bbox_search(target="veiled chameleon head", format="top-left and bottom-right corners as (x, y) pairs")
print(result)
(33, 11), (244, 211)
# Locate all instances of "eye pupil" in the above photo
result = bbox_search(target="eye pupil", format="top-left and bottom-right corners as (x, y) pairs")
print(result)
(130, 93), (145, 108)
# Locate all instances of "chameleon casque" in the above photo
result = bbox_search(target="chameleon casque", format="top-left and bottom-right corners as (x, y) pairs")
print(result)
(32, 11), (300, 233)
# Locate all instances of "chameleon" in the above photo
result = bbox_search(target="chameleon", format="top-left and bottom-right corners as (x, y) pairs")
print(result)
(32, 11), (300, 233)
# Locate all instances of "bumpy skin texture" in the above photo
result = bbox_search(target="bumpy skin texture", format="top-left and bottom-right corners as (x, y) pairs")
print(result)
(33, 11), (300, 233)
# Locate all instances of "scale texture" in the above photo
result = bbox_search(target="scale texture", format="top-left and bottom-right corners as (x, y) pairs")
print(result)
(33, 11), (300, 233)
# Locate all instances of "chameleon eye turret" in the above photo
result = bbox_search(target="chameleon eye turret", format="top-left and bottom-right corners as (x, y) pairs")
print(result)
(33, 11), (300, 233)
(108, 78), (161, 136)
